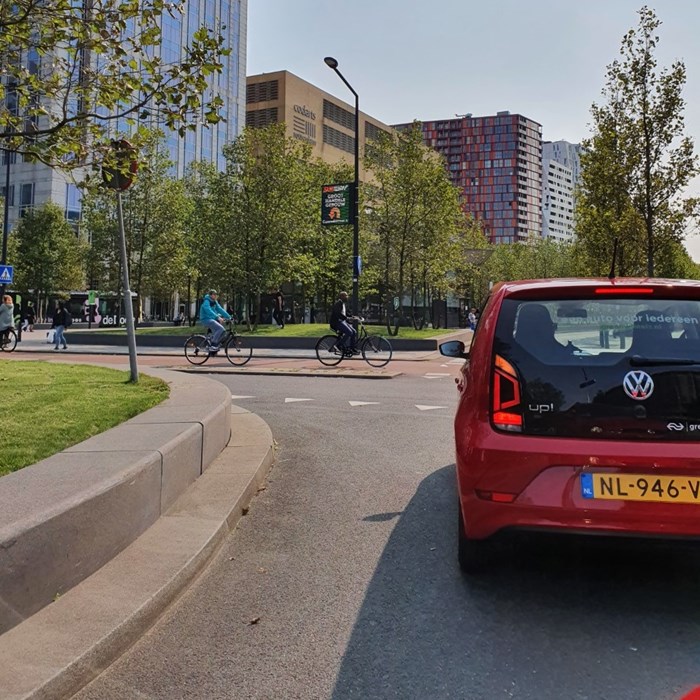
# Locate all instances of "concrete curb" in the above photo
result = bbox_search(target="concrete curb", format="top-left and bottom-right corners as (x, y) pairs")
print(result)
(63, 332), (439, 352)
(0, 407), (274, 700)
(174, 366), (402, 379)
(0, 367), (230, 636)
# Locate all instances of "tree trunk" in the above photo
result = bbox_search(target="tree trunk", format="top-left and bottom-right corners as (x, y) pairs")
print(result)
(194, 279), (201, 325)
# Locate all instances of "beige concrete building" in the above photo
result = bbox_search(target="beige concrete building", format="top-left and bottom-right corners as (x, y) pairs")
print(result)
(246, 70), (393, 179)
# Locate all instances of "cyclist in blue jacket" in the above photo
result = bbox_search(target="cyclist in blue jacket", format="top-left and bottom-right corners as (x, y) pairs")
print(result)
(199, 290), (230, 352)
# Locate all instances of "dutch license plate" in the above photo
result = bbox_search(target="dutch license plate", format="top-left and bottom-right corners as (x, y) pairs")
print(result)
(581, 473), (700, 504)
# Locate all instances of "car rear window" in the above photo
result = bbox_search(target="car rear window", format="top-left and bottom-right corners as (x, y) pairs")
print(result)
(493, 297), (700, 440)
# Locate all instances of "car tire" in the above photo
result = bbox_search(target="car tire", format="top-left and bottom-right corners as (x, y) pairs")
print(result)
(457, 503), (490, 574)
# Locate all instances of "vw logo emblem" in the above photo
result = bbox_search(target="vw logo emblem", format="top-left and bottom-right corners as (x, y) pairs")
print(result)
(623, 370), (655, 401)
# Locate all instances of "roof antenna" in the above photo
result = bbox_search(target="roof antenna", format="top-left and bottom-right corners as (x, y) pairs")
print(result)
(608, 238), (619, 280)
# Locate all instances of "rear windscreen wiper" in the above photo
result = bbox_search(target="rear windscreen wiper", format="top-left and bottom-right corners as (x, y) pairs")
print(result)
(630, 355), (700, 367)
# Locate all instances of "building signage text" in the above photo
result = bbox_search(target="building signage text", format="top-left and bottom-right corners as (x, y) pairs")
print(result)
(293, 104), (317, 145)
(293, 104), (316, 120)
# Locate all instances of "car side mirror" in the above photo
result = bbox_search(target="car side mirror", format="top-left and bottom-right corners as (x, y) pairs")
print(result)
(439, 340), (469, 359)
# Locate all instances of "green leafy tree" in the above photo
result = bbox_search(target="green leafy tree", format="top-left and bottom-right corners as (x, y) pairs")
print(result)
(364, 122), (464, 325)
(219, 125), (317, 328)
(575, 93), (647, 276)
(577, 6), (698, 276)
(81, 130), (192, 307)
(467, 236), (584, 307)
(451, 216), (492, 308)
(81, 190), (120, 292)
(122, 137), (191, 301)
(0, 0), (228, 165)
(182, 160), (232, 317)
(8, 202), (86, 316)
(301, 159), (355, 318)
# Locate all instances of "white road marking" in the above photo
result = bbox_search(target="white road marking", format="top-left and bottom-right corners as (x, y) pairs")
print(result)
(348, 401), (380, 407)
(231, 395), (255, 400)
(423, 376), (443, 379)
(285, 398), (314, 403)
(415, 404), (447, 411)
(448, 359), (464, 365)
(440, 364), (449, 367)
(425, 372), (450, 376)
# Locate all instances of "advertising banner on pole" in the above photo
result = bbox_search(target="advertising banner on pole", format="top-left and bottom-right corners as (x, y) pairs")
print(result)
(321, 183), (354, 226)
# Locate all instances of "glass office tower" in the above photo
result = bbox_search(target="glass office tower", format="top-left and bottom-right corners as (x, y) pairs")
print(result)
(1, 0), (247, 233)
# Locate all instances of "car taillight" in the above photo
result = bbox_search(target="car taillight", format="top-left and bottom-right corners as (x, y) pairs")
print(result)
(492, 354), (523, 432)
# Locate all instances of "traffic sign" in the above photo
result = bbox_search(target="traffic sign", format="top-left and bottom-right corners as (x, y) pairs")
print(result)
(102, 139), (138, 191)
(0, 264), (13, 284)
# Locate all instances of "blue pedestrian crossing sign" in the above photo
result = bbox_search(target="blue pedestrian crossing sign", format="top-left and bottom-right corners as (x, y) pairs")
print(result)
(0, 265), (13, 284)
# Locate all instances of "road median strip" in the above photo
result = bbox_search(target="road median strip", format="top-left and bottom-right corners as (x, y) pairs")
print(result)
(0, 407), (274, 700)
(173, 365), (402, 379)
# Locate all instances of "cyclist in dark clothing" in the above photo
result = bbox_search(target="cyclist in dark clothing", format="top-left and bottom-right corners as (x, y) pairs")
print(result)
(330, 291), (358, 353)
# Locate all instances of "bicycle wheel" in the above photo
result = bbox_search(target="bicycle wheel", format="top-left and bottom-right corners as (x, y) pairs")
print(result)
(184, 335), (210, 365)
(362, 335), (392, 367)
(225, 334), (253, 366)
(0, 329), (17, 352)
(315, 335), (343, 366)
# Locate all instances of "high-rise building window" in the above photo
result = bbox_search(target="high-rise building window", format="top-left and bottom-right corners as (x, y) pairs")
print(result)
(184, 130), (196, 169)
(19, 183), (34, 216)
(201, 126), (213, 162)
(365, 122), (390, 142)
(1, 185), (14, 207)
(323, 124), (354, 154)
(323, 100), (355, 131)
(1, 151), (16, 166)
(166, 134), (179, 169)
(247, 80), (279, 104)
(162, 14), (182, 64)
(65, 183), (82, 231)
(246, 108), (278, 128)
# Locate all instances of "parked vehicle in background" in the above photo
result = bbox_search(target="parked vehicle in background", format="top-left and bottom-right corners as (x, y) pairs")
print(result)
(440, 278), (700, 573)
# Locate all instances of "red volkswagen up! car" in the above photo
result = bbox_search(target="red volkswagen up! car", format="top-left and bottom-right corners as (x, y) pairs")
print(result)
(440, 278), (700, 573)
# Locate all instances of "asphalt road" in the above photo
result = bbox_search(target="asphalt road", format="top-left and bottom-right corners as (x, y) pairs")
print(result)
(76, 373), (700, 700)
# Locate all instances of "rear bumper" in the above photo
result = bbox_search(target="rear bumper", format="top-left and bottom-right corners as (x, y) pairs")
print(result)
(457, 439), (700, 540)
(462, 493), (700, 540)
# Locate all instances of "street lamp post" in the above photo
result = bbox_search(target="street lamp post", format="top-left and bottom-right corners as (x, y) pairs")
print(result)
(324, 56), (360, 316)
(1, 147), (11, 294)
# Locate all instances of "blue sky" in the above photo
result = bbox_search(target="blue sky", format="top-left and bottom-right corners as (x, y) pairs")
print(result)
(247, 0), (700, 260)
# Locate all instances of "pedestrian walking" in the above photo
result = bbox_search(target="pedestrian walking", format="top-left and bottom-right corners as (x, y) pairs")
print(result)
(25, 302), (35, 332)
(0, 294), (14, 346)
(51, 300), (70, 351)
(273, 289), (285, 329)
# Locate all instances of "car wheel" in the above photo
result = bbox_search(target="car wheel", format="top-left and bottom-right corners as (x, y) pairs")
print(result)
(457, 503), (491, 574)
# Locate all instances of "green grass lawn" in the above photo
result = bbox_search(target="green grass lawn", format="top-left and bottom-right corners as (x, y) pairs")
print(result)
(0, 361), (169, 476)
(93, 323), (456, 340)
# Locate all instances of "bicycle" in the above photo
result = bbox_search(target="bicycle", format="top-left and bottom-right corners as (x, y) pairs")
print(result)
(0, 328), (17, 352)
(184, 319), (252, 366)
(315, 318), (393, 368)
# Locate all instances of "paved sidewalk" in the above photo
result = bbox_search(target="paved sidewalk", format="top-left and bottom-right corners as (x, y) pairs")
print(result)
(12, 327), (470, 358)
(0, 408), (274, 700)
(6, 329), (471, 380)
